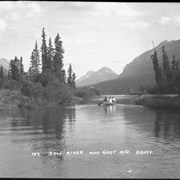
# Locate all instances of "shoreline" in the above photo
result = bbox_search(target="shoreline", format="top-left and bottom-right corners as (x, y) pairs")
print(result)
(135, 94), (180, 110)
(0, 89), (180, 111)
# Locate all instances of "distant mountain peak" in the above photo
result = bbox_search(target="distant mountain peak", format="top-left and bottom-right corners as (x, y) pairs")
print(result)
(76, 67), (118, 87)
(98, 66), (117, 74)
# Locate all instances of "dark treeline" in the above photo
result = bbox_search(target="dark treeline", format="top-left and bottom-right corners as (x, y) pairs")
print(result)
(150, 45), (180, 94)
(0, 28), (84, 106)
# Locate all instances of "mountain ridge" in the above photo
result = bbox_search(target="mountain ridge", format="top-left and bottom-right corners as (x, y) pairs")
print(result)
(91, 39), (180, 94)
(76, 66), (118, 87)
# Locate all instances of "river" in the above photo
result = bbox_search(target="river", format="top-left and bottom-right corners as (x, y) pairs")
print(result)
(0, 102), (180, 178)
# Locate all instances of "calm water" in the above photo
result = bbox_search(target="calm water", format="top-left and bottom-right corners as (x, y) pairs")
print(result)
(0, 103), (180, 178)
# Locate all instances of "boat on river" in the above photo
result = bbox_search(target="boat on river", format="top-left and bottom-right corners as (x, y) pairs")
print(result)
(98, 101), (116, 106)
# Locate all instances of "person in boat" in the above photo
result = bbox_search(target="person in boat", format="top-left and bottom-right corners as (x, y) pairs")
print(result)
(104, 96), (108, 101)
(112, 97), (116, 103)
(109, 97), (112, 103)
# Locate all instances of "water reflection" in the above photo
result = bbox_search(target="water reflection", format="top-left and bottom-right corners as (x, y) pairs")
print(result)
(103, 105), (116, 115)
(1, 104), (180, 178)
(122, 106), (180, 141)
(10, 106), (76, 161)
(154, 111), (162, 138)
(154, 110), (180, 139)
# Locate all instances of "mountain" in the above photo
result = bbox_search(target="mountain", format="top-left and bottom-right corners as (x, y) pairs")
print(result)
(91, 39), (180, 94)
(76, 71), (95, 85)
(0, 58), (9, 74)
(76, 67), (118, 87)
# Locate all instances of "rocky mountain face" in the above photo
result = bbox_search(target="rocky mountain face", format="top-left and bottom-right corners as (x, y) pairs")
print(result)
(0, 58), (9, 69)
(0, 58), (9, 74)
(76, 67), (118, 87)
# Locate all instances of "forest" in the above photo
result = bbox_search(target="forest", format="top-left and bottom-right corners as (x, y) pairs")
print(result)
(0, 28), (99, 108)
(150, 45), (180, 94)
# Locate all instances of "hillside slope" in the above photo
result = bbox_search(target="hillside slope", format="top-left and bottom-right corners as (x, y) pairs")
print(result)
(92, 39), (180, 94)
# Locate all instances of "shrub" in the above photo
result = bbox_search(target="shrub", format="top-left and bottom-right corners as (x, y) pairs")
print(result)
(3, 79), (19, 90)
(20, 79), (36, 97)
(74, 87), (100, 100)
(20, 79), (43, 98)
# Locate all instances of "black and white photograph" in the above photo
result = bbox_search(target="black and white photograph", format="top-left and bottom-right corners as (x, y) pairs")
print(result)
(0, 1), (180, 178)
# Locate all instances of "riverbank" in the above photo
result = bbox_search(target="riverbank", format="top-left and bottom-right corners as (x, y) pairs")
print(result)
(1, 89), (179, 111)
(0, 89), (41, 111)
(135, 94), (180, 110)
(0, 89), (85, 111)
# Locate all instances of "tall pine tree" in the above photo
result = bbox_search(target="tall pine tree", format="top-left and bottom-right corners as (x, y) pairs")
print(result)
(19, 56), (24, 79)
(30, 41), (40, 81)
(0, 66), (4, 88)
(53, 33), (65, 82)
(47, 37), (54, 72)
(162, 46), (171, 82)
(41, 27), (48, 72)
(67, 63), (72, 86)
(67, 63), (76, 88)
(9, 56), (20, 81)
(171, 55), (176, 71)
(72, 72), (76, 88)
(0, 66), (4, 79)
(151, 47), (162, 86)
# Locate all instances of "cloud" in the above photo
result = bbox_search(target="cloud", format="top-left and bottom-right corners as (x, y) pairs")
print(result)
(173, 16), (180, 26)
(26, 2), (42, 17)
(0, 18), (7, 33)
(10, 12), (20, 20)
(0, 1), (13, 11)
(159, 16), (171, 25)
(91, 3), (148, 30)
(58, 1), (95, 12)
(159, 15), (180, 26)
(0, 1), (42, 20)
(93, 2), (144, 19)
(128, 21), (149, 30)
(57, 2), (144, 20)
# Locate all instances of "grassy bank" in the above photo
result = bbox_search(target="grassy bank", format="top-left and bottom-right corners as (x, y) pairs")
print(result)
(135, 94), (180, 110)
(3, 88), (179, 111)
(0, 89), (48, 110)
(0, 89), (86, 111)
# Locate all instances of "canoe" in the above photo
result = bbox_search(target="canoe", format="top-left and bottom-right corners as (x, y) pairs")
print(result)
(98, 101), (116, 106)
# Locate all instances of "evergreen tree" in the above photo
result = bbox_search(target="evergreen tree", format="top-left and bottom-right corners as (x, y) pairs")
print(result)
(72, 72), (76, 88)
(47, 37), (54, 72)
(41, 27), (48, 72)
(172, 55), (176, 71)
(28, 66), (32, 81)
(162, 46), (171, 82)
(67, 63), (72, 86)
(175, 60), (179, 71)
(9, 56), (20, 81)
(30, 41), (40, 81)
(62, 69), (66, 84)
(67, 64), (76, 88)
(0, 66), (4, 88)
(53, 33), (65, 82)
(151, 48), (162, 86)
(19, 56), (24, 78)
(0, 66), (4, 79)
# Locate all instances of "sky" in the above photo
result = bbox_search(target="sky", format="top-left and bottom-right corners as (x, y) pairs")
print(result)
(1, 2), (180, 78)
